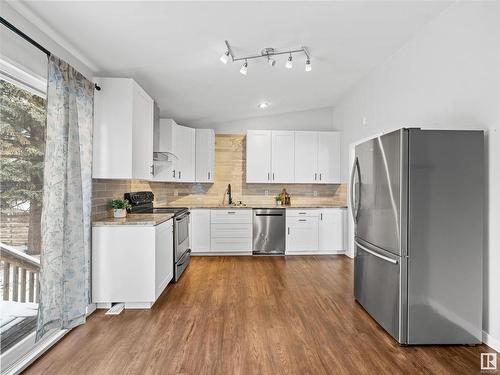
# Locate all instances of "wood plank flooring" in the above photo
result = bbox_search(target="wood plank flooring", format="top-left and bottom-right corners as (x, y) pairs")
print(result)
(25, 256), (495, 374)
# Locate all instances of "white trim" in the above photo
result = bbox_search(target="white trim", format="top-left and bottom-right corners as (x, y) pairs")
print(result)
(483, 331), (500, 353)
(5, 1), (98, 73)
(1, 329), (68, 375)
(285, 251), (346, 256)
(191, 252), (252, 256)
(0, 56), (46, 97)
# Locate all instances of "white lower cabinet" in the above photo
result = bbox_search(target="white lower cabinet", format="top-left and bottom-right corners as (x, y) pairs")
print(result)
(318, 208), (345, 252)
(210, 209), (252, 253)
(190, 209), (211, 253)
(286, 215), (319, 253)
(286, 208), (346, 254)
(92, 219), (173, 308)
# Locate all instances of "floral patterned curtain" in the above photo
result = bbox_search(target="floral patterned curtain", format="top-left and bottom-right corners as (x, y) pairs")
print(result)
(36, 55), (93, 340)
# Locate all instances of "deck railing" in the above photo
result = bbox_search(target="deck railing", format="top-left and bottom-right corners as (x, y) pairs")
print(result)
(0, 242), (40, 303)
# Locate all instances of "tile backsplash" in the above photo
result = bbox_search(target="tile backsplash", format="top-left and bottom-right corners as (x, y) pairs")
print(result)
(92, 134), (346, 216)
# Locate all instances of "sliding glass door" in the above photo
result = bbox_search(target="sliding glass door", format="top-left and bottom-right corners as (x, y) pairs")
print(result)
(0, 70), (46, 357)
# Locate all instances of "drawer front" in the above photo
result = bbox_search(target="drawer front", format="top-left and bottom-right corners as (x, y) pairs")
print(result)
(211, 223), (252, 238)
(211, 209), (252, 224)
(286, 209), (320, 217)
(211, 237), (252, 252)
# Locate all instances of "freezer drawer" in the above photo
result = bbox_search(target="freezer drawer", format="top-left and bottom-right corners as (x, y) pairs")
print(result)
(354, 240), (401, 341)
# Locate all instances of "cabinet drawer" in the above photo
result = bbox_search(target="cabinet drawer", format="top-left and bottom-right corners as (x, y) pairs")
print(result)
(286, 209), (319, 217)
(210, 209), (252, 224)
(211, 237), (252, 252)
(211, 223), (252, 238)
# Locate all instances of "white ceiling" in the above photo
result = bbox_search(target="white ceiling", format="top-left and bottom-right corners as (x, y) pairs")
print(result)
(19, 1), (451, 126)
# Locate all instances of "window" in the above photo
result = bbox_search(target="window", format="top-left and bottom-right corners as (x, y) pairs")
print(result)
(0, 69), (46, 356)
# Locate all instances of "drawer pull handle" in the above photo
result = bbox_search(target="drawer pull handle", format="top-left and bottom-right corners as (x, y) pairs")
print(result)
(298, 219), (307, 222)
(227, 211), (236, 214)
(298, 212), (306, 215)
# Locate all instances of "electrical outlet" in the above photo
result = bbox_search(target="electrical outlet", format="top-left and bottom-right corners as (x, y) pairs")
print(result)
(265, 190), (269, 196)
(313, 191), (318, 197)
(174, 189), (178, 196)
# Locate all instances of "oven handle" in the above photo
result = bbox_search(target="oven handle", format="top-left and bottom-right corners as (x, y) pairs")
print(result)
(177, 249), (191, 266)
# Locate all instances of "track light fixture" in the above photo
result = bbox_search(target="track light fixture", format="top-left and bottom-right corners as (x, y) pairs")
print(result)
(220, 40), (310, 74)
(240, 60), (248, 75)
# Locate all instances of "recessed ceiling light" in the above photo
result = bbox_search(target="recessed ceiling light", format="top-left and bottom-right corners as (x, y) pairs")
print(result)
(257, 102), (269, 109)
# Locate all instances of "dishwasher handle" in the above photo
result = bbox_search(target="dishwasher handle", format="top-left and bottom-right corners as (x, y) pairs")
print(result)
(255, 213), (284, 217)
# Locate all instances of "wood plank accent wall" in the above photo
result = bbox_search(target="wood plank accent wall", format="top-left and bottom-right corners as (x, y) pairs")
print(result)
(92, 134), (346, 216)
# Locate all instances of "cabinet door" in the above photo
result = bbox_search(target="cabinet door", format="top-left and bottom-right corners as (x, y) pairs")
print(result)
(93, 78), (133, 178)
(286, 216), (319, 252)
(195, 129), (215, 183)
(191, 209), (211, 253)
(271, 131), (295, 183)
(317, 132), (341, 183)
(318, 209), (345, 251)
(155, 220), (173, 299)
(173, 124), (196, 182)
(246, 130), (271, 183)
(132, 82), (154, 180)
(294, 131), (318, 183)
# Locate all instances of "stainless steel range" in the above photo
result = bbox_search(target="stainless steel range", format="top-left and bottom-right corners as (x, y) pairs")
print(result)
(124, 191), (190, 282)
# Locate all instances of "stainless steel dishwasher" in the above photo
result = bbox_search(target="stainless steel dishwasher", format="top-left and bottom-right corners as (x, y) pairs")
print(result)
(253, 209), (286, 255)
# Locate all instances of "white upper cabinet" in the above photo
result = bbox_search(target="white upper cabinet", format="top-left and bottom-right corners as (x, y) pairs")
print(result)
(246, 130), (272, 183)
(153, 119), (176, 182)
(246, 130), (340, 184)
(132, 83), (155, 180)
(271, 131), (295, 183)
(317, 132), (341, 183)
(173, 124), (195, 182)
(93, 77), (154, 179)
(195, 129), (215, 183)
(294, 131), (318, 183)
(154, 119), (196, 182)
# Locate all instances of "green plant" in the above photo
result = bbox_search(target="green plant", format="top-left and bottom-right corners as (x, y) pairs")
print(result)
(274, 195), (282, 202)
(108, 199), (132, 210)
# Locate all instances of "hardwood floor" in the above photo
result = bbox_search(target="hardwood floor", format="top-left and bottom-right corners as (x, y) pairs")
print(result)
(26, 256), (494, 374)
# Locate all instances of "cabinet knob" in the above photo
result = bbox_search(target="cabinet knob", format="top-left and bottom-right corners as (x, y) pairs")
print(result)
(172, 169), (176, 178)
(150, 165), (155, 176)
(314, 173), (317, 181)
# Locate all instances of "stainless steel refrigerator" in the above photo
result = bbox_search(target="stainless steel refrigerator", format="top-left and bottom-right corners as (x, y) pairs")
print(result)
(351, 128), (483, 345)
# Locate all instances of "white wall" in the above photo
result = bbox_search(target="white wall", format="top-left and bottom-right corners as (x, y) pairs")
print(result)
(333, 2), (500, 349)
(0, 1), (94, 78)
(207, 107), (335, 133)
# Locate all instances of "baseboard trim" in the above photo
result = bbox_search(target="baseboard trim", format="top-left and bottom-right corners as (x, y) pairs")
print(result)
(483, 331), (500, 352)
(191, 252), (252, 256)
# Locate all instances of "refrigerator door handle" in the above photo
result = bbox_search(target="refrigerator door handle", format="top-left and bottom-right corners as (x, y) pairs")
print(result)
(355, 240), (398, 264)
(349, 157), (361, 222)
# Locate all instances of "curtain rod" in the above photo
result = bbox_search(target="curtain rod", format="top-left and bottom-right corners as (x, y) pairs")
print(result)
(0, 16), (101, 90)
(0, 16), (51, 56)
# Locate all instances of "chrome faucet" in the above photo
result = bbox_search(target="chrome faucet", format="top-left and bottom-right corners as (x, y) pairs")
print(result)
(227, 183), (233, 205)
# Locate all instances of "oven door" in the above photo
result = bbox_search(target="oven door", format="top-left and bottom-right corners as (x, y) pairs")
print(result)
(175, 212), (190, 262)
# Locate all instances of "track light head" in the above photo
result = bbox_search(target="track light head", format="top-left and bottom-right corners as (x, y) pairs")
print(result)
(285, 54), (293, 69)
(220, 50), (230, 64)
(305, 59), (312, 72)
(268, 56), (276, 67)
(240, 60), (248, 75)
